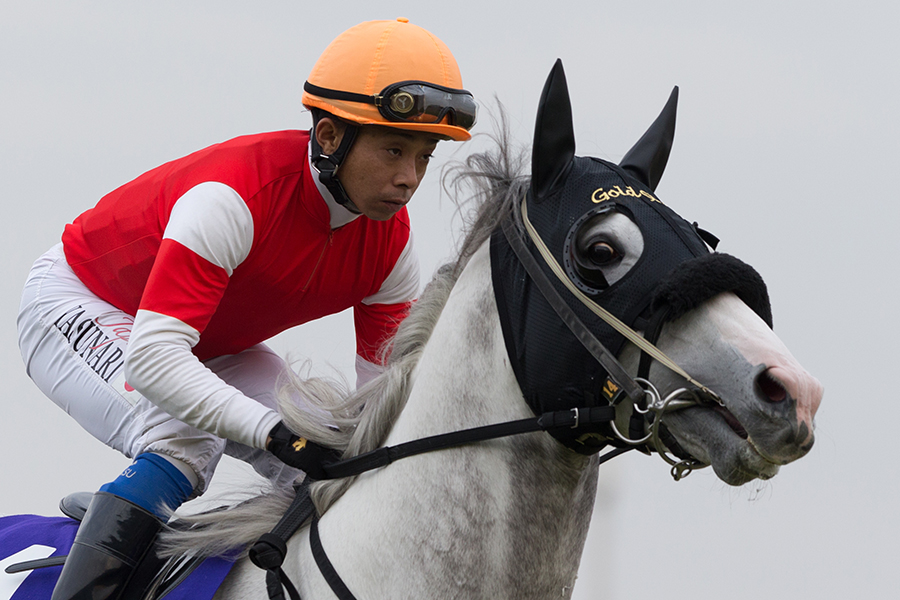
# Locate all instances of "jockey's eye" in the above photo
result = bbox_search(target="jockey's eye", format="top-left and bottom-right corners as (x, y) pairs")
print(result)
(587, 242), (619, 265)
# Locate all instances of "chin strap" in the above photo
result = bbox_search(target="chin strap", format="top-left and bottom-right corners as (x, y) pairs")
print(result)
(310, 122), (361, 214)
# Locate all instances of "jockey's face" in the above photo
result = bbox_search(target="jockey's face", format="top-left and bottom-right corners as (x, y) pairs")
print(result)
(316, 118), (440, 221)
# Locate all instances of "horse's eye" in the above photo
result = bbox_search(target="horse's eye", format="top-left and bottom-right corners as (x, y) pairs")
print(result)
(587, 242), (619, 265)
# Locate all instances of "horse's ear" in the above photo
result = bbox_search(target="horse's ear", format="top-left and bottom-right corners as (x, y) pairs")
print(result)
(619, 86), (679, 192)
(531, 59), (575, 202)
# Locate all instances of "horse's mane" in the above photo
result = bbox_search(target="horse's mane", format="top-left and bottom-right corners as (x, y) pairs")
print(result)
(161, 110), (529, 559)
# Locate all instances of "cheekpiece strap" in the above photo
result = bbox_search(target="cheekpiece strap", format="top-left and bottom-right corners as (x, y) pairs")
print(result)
(500, 213), (643, 403)
(517, 198), (721, 401)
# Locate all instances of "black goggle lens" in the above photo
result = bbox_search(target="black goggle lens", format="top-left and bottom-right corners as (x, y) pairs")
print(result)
(380, 83), (477, 130)
(304, 80), (477, 131)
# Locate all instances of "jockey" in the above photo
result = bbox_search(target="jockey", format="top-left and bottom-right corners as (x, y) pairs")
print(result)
(16, 18), (475, 600)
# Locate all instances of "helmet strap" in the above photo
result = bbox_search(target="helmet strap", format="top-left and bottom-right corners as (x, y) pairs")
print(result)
(310, 111), (361, 214)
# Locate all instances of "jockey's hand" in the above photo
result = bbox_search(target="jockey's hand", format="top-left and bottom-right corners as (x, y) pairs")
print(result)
(266, 422), (341, 480)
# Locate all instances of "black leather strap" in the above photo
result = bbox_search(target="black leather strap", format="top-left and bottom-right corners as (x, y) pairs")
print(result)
(321, 406), (616, 480)
(500, 215), (643, 404)
(250, 480), (315, 600)
(4, 556), (67, 573)
(310, 516), (359, 600)
(305, 82), (374, 106)
(637, 306), (670, 380)
(307, 419), (631, 600)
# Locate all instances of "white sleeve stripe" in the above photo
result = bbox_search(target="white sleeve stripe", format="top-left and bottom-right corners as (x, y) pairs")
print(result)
(125, 310), (277, 449)
(362, 230), (420, 306)
(130, 309), (201, 349)
(163, 182), (254, 276)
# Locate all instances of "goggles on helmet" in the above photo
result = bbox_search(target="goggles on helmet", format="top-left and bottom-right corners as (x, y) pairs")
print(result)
(304, 80), (477, 131)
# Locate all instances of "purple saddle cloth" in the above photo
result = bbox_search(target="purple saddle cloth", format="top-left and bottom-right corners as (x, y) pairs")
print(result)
(0, 514), (234, 600)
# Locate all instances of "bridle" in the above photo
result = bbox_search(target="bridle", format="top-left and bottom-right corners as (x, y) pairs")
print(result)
(247, 199), (741, 600)
(508, 196), (719, 477)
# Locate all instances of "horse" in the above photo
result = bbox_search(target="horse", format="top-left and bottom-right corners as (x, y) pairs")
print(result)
(159, 60), (822, 600)
(1, 60), (823, 599)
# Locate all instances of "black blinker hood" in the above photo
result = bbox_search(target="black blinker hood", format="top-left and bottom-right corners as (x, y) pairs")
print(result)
(490, 159), (710, 454)
(490, 60), (771, 455)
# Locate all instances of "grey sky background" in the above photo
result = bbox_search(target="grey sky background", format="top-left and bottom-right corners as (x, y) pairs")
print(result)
(1, 2), (896, 598)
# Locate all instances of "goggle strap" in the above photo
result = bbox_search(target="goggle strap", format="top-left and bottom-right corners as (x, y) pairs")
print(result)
(305, 80), (475, 130)
(305, 81), (474, 109)
(304, 82), (379, 106)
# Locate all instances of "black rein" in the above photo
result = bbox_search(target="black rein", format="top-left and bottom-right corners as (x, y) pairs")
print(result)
(249, 215), (647, 600)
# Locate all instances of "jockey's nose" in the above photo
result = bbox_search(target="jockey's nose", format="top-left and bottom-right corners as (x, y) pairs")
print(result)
(394, 156), (421, 190)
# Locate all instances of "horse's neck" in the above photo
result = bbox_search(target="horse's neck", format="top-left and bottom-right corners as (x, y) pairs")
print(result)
(299, 244), (599, 599)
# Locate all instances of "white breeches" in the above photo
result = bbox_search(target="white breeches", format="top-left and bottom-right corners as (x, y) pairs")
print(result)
(17, 244), (301, 494)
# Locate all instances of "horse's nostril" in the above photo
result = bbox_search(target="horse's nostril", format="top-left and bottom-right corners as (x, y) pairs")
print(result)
(757, 370), (787, 403)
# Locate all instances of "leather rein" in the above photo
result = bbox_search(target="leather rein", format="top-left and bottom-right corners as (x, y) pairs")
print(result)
(249, 206), (720, 600)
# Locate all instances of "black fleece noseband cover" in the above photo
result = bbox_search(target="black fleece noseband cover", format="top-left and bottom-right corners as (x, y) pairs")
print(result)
(651, 252), (773, 328)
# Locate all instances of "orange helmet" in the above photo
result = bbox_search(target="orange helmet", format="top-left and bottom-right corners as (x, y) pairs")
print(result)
(303, 18), (476, 141)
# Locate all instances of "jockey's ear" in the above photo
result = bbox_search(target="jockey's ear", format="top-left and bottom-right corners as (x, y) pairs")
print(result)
(314, 117), (347, 156)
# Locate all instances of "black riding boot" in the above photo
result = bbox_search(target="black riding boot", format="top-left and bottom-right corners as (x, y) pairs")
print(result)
(51, 492), (163, 600)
